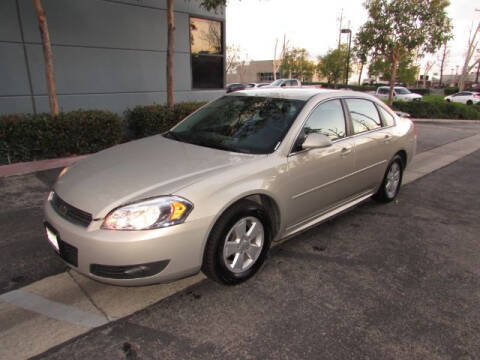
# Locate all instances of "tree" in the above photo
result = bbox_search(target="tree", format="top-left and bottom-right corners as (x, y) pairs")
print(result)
(458, 21), (480, 91)
(226, 44), (241, 74)
(167, 0), (226, 108)
(356, 0), (452, 104)
(353, 34), (370, 85)
(273, 35), (288, 81)
(280, 48), (315, 82)
(437, 42), (450, 87)
(33, 0), (58, 116)
(368, 54), (419, 86)
(422, 59), (435, 87)
(317, 46), (350, 87)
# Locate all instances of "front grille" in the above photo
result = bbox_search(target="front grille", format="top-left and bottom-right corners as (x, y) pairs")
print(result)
(51, 193), (92, 227)
(58, 239), (78, 267)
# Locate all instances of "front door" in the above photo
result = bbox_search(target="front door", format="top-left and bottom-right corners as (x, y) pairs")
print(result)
(284, 99), (355, 229)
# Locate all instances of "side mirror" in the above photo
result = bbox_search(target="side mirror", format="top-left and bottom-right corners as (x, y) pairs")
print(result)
(302, 133), (332, 150)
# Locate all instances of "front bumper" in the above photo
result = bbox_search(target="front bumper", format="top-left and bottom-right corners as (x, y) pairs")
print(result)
(44, 199), (213, 286)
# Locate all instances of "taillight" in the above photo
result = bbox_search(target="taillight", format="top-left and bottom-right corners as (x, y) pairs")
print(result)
(473, 94), (480, 98)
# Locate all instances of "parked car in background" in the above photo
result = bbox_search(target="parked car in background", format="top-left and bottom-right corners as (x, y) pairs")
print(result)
(246, 83), (271, 88)
(376, 86), (423, 102)
(444, 91), (480, 105)
(266, 79), (302, 88)
(226, 83), (246, 93)
(45, 88), (416, 286)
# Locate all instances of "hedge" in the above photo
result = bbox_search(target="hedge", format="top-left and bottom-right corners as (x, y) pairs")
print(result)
(0, 110), (123, 165)
(125, 102), (206, 139)
(392, 100), (480, 120)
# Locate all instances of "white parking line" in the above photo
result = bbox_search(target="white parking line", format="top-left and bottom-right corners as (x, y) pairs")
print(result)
(0, 289), (108, 328)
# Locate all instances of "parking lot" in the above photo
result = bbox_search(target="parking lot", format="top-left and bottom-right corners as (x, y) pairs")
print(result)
(1, 121), (480, 359)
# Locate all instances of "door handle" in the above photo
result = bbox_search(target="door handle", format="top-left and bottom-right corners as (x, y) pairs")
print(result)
(340, 147), (352, 156)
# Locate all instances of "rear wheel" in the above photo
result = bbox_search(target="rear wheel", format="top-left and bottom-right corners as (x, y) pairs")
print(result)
(467, 100), (473, 105)
(446, 99), (451, 102)
(202, 199), (271, 285)
(373, 155), (403, 203)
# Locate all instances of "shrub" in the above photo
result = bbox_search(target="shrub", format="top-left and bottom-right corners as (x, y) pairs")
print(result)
(0, 110), (123, 165)
(392, 100), (480, 120)
(125, 102), (206, 139)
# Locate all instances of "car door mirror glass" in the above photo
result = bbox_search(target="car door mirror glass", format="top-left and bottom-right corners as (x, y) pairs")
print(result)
(302, 133), (332, 150)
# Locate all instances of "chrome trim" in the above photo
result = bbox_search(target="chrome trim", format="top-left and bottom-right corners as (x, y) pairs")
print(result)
(284, 191), (374, 237)
(291, 159), (387, 199)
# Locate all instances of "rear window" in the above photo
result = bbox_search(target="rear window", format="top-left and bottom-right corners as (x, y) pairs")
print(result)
(377, 105), (395, 127)
(346, 99), (382, 134)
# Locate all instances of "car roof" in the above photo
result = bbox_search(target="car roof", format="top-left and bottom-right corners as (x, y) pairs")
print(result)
(227, 88), (378, 102)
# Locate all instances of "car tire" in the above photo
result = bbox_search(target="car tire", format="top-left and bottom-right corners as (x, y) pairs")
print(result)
(467, 100), (473, 105)
(446, 99), (451, 102)
(372, 155), (404, 203)
(202, 199), (272, 285)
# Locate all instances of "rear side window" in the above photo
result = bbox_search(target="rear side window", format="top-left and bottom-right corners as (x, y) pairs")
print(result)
(378, 88), (388, 94)
(377, 105), (395, 127)
(303, 99), (346, 141)
(346, 99), (382, 134)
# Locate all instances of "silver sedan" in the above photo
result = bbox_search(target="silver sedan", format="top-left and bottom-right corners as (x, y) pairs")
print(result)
(44, 89), (416, 285)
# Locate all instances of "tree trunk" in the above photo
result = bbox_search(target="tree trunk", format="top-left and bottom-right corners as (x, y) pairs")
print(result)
(358, 62), (364, 85)
(166, 0), (175, 108)
(33, 0), (58, 116)
(387, 56), (399, 105)
(439, 44), (447, 87)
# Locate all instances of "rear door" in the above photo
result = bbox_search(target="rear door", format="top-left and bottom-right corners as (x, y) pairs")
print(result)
(344, 98), (392, 193)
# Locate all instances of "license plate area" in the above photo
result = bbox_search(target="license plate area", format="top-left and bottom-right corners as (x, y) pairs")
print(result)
(44, 223), (78, 267)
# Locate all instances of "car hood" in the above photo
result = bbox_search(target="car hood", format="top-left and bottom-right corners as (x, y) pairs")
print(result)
(54, 135), (257, 218)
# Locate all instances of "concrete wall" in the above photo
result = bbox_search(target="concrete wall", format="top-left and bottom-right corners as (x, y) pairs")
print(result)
(0, 0), (226, 114)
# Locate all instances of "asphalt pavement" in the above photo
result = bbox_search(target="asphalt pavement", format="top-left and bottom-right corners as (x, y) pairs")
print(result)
(36, 148), (480, 360)
(0, 121), (479, 359)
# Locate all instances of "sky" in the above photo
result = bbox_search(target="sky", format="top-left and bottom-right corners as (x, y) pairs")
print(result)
(226, 0), (479, 77)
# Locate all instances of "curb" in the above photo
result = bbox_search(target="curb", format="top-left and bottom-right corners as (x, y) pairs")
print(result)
(0, 155), (88, 178)
(412, 118), (480, 124)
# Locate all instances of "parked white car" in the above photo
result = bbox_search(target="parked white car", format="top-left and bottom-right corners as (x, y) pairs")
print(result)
(267, 79), (302, 88)
(444, 91), (480, 105)
(376, 86), (423, 102)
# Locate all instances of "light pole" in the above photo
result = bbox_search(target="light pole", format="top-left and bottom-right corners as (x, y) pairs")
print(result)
(341, 29), (352, 86)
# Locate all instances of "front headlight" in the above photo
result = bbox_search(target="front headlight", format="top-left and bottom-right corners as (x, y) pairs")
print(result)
(102, 196), (193, 230)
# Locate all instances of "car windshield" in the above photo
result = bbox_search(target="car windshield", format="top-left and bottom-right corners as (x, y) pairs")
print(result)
(270, 79), (283, 86)
(395, 87), (411, 94)
(165, 96), (306, 154)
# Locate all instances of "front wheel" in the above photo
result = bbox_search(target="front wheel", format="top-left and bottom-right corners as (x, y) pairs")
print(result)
(467, 100), (473, 105)
(202, 199), (271, 285)
(372, 155), (403, 203)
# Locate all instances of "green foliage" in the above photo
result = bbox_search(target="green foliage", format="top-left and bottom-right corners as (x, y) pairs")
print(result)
(280, 48), (316, 82)
(368, 56), (419, 86)
(317, 45), (351, 87)
(126, 102), (206, 139)
(199, 0), (227, 11)
(356, 0), (452, 103)
(392, 101), (480, 120)
(0, 110), (123, 165)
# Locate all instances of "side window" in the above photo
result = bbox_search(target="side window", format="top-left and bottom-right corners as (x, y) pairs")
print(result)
(346, 99), (382, 134)
(377, 105), (395, 127)
(379, 88), (388, 95)
(303, 99), (346, 141)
